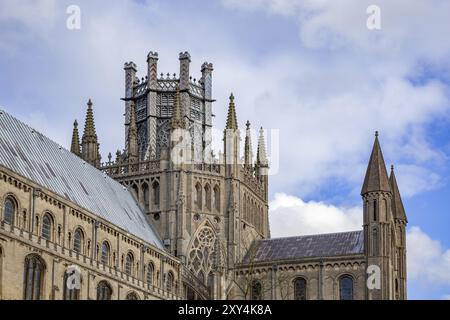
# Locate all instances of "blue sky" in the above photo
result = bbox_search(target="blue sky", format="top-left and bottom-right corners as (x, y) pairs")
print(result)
(1, 0), (450, 299)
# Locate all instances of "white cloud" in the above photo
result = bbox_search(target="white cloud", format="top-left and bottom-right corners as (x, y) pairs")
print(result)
(407, 226), (450, 285)
(269, 193), (362, 237)
(394, 164), (443, 198)
(0, 0), (449, 201)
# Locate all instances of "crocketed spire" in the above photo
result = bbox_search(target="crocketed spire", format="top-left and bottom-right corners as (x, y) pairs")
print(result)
(361, 131), (391, 195)
(82, 99), (98, 143)
(256, 127), (268, 167)
(171, 84), (184, 129)
(389, 165), (407, 222)
(225, 93), (238, 130)
(70, 120), (81, 156)
(244, 120), (253, 167)
(81, 99), (100, 167)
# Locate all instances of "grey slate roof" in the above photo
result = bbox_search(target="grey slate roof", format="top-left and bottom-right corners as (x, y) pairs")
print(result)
(0, 109), (163, 249)
(244, 230), (364, 263)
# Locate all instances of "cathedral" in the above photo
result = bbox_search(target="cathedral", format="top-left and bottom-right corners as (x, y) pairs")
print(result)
(0, 51), (407, 300)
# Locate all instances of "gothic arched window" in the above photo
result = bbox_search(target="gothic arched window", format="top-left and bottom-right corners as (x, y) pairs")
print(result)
(101, 241), (110, 265)
(195, 183), (202, 209)
(251, 280), (262, 300)
(63, 269), (80, 300)
(125, 252), (134, 276)
(73, 228), (83, 254)
(339, 275), (353, 300)
(146, 262), (154, 287)
(41, 213), (52, 241)
(97, 280), (112, 300)
(142, 182), (149, 208)
(126, 292), (139, 300)
(3, 197), (15, 225)
(294, 277), (307, 300)
(23, 255), (45, 300)
(187, 225), (216, 280)
(152, 181), (160, 207)
(204, 184), (211, 210)
(166, 271), (174, 293)
(213, 185), (220, 211)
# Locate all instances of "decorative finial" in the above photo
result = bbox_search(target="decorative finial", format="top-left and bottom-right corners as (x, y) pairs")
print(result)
(375, 131), (379, 137)
(246, 120), (250, 129)
(391, 164), (394, 171)
(74, 120), (78, 127)
(230, 93), (234, 101)
(87, 99), (92, 107)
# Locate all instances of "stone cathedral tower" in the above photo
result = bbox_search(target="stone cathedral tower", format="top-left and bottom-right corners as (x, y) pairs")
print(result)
(72, 51), (270, 299)
(67, 51), (407, 300)
(361, 132), (407, 300)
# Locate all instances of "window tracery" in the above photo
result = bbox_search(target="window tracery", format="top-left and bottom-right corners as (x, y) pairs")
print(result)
(187, 224), (216, 281)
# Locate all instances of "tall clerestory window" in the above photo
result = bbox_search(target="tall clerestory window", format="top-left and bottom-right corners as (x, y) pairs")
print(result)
(294, 278), (307, 300)
(73, 229), (83, 254)
(152, 181), (160, 208)
(195, 183), (202, 209)
(146, 262), (154, 287)
(339, 276), (354, 300)
(41, 214), (52, 241)
(204, 184), (211, 210)
(251, 280), (262, 300)
(166, 272), (174, 293)
(125, 252), (134, 276)
(3, 197), (15, 225)
(23, 255), (45, 300)
(101, 241), (110, 266)
(213, 185), (220, 211)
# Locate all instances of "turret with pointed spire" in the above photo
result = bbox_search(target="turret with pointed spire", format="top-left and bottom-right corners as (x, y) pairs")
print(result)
(255, 126), (269, 206)
(361, 131), (391, 195)
(71, 120), (81, 157)
(256, 127), (268, 169)
(225, 93), (238, 130)
(361, 131), (393, 300)
(389, 164), (408, 300)
(81, 99), (101, 167)
(223, 93), (240, 177)
(244, 120), (253, 169)
(127, 102), (139, 162)
(389, 165), (407, 222)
